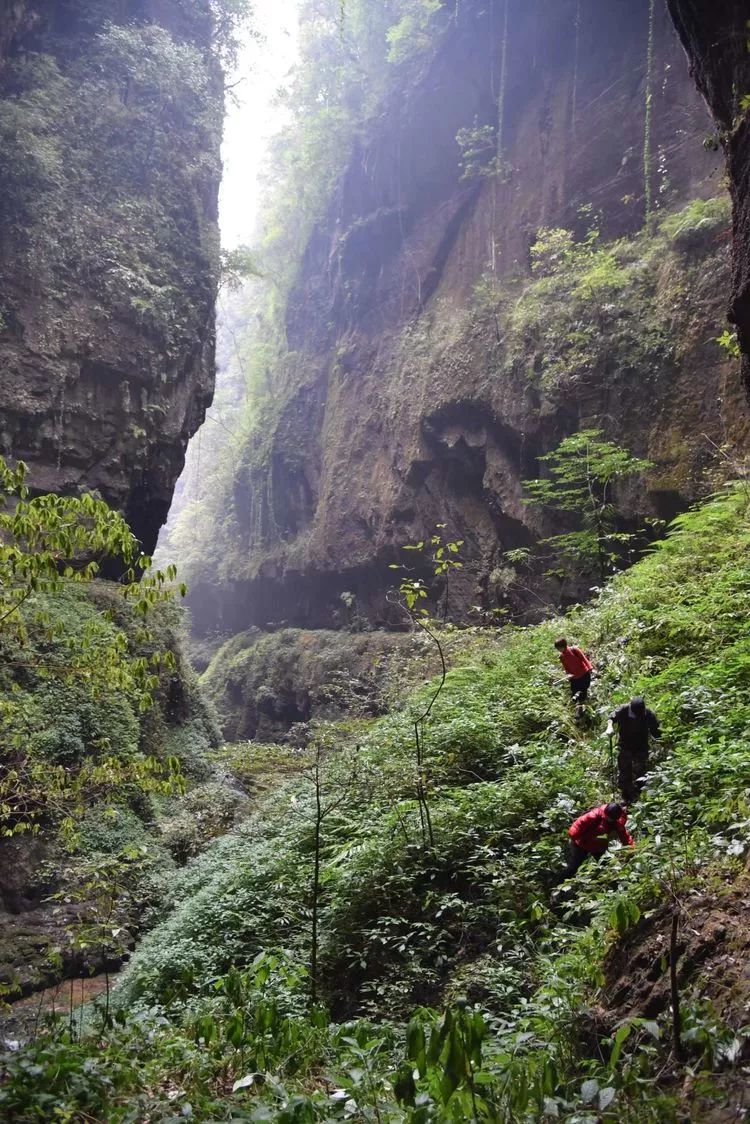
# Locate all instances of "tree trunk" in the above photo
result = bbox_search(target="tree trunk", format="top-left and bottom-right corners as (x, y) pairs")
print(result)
(670, 909), (684, 1061)
(311, 809), (321, 1006)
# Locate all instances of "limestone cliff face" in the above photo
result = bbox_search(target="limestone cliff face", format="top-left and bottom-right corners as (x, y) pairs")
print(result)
(186, 0), (748, 636)
(666, 0), (750, 395)
(0, 0), (221, 552)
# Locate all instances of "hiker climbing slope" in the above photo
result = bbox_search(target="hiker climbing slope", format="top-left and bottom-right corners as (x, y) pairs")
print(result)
(605, 696), (661, 804)
(562, 802), (634, 879)
(554, 636), (593, 703)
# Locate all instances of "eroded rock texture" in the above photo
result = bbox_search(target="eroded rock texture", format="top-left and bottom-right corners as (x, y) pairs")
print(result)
(182, 0), (748, 636)
(666, 0), (750, 395)
(0, 0), (221, 551)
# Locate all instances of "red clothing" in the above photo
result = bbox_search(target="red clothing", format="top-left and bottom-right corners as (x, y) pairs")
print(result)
(569, 805), (634, 854)
(559, 646), (592, 677)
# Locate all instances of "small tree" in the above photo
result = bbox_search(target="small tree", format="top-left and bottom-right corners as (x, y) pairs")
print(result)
(388, 527), (463, 847)
(523, 429), (653, 584)
(456, 120), (512, 183)
(293, 727), (359, 1008)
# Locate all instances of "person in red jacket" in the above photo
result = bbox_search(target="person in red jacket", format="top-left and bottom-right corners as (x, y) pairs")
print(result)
(554, 637), (593, 702)
(563, 802), (634, 879)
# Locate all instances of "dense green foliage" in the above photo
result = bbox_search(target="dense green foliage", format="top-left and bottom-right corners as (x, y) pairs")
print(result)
(6, 486), (749, 1119)
(480, 196), (732, 396)
(0, 458), (235, 999)
(0, 457), (184, 839)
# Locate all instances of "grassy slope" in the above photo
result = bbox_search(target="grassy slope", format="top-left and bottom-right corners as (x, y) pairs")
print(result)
(2, 487), (750, 1120)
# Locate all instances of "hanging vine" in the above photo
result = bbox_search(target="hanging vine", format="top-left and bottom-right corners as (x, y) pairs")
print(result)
(56, 378), (66, 472)
(496, 0), (509, 163)
(490, 0), (510, 273)
(643, 0), (656, 222)
(571, 0), (581, 143)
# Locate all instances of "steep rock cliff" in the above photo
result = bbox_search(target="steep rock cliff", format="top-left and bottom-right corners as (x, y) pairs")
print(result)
(666, 0), (750, 396)
(181, 0), (748, 638)
(0, 0), (222, 552)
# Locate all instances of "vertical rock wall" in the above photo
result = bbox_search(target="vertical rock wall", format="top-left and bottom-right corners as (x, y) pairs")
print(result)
(0, 0), (222, 551)
(666, 0), (750, 395)
(179, 0), (747, 635)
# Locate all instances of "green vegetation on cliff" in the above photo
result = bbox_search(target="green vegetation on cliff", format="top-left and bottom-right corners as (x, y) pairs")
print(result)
(0, 1), (253, 550)
(263, 0), (448, 285)
(163, 191), (733, 604)
(488, 197), (731, 398)
(4, 485), (749, 1120)
(0, 8), (223, 353)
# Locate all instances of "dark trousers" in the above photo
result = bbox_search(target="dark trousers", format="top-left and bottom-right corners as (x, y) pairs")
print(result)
(562, 842), (601, 880)
(570, 672), (591, 702)
(618, 748), (648, 804)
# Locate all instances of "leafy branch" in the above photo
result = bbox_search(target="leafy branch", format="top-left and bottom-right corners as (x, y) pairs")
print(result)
(523, 429), (654, 586)
(388, 527), (463, 847)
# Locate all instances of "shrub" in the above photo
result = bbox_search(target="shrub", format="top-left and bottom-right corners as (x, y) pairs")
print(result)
(159, 781), (249, 864)
(659, 195), (731, 249)
(76, 804), (156, 857)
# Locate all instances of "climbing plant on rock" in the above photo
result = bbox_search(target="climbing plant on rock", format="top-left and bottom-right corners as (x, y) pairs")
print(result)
(643, 0), (656, 221)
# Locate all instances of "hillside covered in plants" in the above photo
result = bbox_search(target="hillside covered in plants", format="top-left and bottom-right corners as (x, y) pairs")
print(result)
(5, 484), (750, 1120)
(0, 462), (249, 1017)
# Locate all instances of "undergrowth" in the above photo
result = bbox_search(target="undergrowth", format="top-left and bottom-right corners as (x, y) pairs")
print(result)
(0, 585), (234, 1000)
(2, 487), (749, 1120)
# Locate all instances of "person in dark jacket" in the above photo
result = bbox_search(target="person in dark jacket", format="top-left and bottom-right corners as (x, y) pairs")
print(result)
(605, 696), (661, 804)
(554, 637), (593, 702)
(562, 802), (634, 879)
